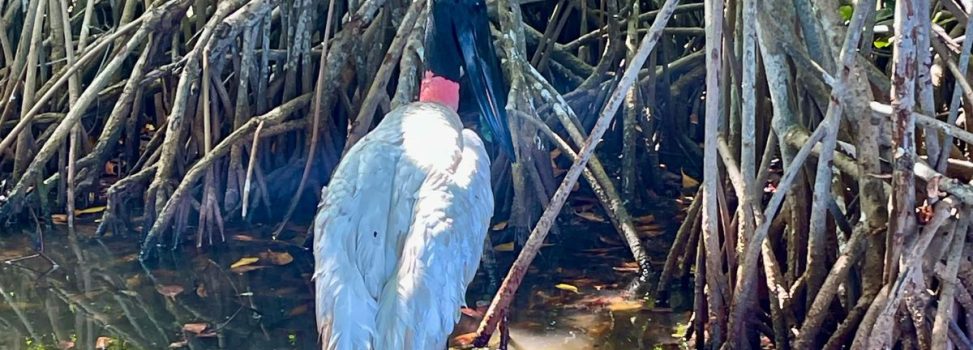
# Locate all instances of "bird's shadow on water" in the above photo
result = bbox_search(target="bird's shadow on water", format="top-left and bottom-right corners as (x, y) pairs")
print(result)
(0, 209), (691, 350)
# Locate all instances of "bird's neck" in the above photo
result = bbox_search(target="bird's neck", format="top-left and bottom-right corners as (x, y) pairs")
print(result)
(419, 71), (460, 112)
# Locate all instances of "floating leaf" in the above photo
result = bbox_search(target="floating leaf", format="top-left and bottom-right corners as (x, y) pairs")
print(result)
(288, 304), (309, 316)
(75, 206), (106, 215)
(260, 251), (293, 266)
(125, 275), (142, 289)
(493, 242), (515, 252)
(634, 215), (655, 224)
(231, 265), (268, 274)
(607, 299), (643, 312)
(613, 262), (640, 273)
(51, 214), (68, 224)
(274, 287), (300, 297)
(491, 221), (508, 230)
(230, 257), (259, 269)
(637, 224), (666, 237)
(451, 332), (477, 347)
(156, 284), (184, 298)
(231, 234), (256, 242)
(460, 307), (483, 318)
(104, 161), (119, 176)
(182, 323), (209, 334)
(681, 170), (700, 188)
(671, 321), (690, 338)
(95, 337), (112, 350)
(574, 210), (606, 223)
(555, 283), (580, 294)
(599, 234), (623, 246)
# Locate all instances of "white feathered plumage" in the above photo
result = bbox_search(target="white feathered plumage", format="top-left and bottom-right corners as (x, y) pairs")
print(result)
(313, 102), (493, 350)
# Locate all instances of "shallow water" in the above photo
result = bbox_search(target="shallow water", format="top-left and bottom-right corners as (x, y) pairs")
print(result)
(0, 216), (690, 350)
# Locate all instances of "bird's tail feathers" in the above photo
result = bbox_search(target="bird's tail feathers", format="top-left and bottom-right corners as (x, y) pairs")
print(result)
(315, 257), (378, 350)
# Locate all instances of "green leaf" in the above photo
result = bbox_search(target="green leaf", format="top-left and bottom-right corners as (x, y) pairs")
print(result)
(876, 6), (894, 21)
(839, 5), (853, 21)
(671, 321), (691, 337)
(873, 36), (893, 49)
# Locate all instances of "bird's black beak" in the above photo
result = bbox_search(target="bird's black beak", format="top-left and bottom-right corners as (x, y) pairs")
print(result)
(446, 0), (515, 158)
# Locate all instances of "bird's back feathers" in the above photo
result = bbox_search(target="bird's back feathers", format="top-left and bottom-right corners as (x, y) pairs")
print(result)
(313, 103), (493, 350)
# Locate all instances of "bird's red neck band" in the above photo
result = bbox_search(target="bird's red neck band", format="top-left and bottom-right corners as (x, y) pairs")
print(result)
(419, 71), (460, 111)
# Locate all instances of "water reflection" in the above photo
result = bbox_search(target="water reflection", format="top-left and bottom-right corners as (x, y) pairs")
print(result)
(0, 222), (689, 349)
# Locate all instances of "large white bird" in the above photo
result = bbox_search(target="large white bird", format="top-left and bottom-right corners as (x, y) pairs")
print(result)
(312, 0), (514, 348)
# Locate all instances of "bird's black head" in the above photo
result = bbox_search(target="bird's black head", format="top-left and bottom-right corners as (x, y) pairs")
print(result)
(422, 0), (516, 158)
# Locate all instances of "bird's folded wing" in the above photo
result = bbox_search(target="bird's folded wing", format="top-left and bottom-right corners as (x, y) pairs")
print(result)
(375, 130), (494, 350)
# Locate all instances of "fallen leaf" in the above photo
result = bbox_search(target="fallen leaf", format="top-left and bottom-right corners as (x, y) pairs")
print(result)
(260, 251), (293, 266)
(598, 235), (623, 246)
(230, 257), (259, 269)
(637, 224), (666, 237)
(104, 161), (119, 176)
(231, 265), (268, 274)
(231, 234), (256, 241)
(681, 170), (700, 188)
(183, 323), (218, 338)
(493, 242), (515, 252)
(51, 214), (68, 224)
(555, 283), (580, 294)
(126, 275), (142, 289)
(574, 203), (595, 212)
(532, 290), (559, 303)
(607, 299), (643, 312)
(451, 332), (477, 346)
(288, 304), (309, 316)
(574, 210), (606, 223)
(75, 206), (106, 215)
(491, 221), (508, 230)
(195, 282), (208, 298)
(580, 247), (623, 255)
(671, 321), (690, 338)
(183, 323), (209, 334)
(917, 202), (935, 224)
(585, 320), (613, 337)
(168, 340), (189, 348)
(58, 340), (76, 350)
(95, 337), (111, 350)
(613, 262), (640, 273)
(156, 284), (184, 298)
(634, 215), (655, 224)
(460, 307), (483, 318)
(274, 287), (300, 296)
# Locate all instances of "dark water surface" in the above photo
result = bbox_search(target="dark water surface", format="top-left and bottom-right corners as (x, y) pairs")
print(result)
(0, 216), (690, 350)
